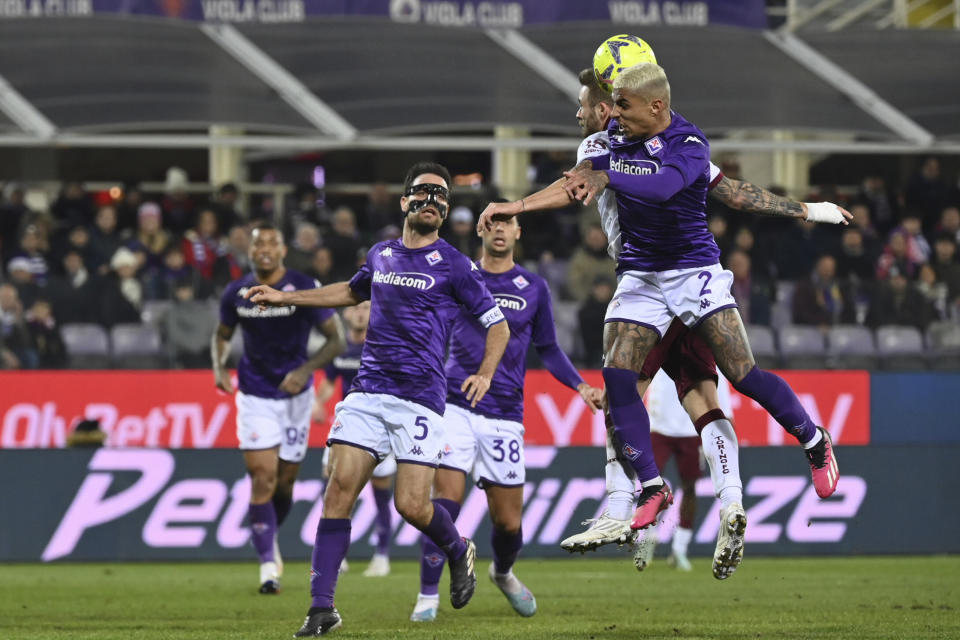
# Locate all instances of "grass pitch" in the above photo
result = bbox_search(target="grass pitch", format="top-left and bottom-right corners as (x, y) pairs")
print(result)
(1, 556), (957, 639)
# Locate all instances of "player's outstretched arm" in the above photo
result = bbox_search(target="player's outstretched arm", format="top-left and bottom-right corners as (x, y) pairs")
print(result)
(461, 319), (510, 407)
(710, 176), (851, 225)
(245, 281), (361, 308)
(278, 313), (346, 395)
(477, 160), (594, 231)
(211, 323), (235, 394)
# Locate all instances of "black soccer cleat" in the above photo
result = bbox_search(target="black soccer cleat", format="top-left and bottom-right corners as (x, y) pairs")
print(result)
(448, 538), (477, 609)
(259, 580), (280, 595)
(293, 607), (342, 637)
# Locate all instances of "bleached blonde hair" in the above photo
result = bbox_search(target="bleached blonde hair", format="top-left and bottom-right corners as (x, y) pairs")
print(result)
(613, 63), (671, 107)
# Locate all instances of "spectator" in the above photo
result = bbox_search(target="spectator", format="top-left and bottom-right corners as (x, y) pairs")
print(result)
(793, 254), (856, 328)
(931, 234), (960, 306)
(146, 244), (210, 301)
(51, 182), (94, 229)
(210, 183), (241, 233)
(46, 250), (101, 325)
(325, 206), (365, 283)
(707, 214), (731, 258)
(165, 279), (218, 368)
(727, 249), (771, 326)
(868, 267), (933, 330)
(836, 227), (876, 282)
(916, 263), (949, 321)
(364, 182), (396, 240)
(876, 229), (925, 281)
(774, 218), (822, 281)
(6, 257), (40, 308)
(899, 213), (931, 263)
(444, 206), (481, 259)
(905, 157), (949, 225)
(99, 247), (143, 327)
(0, 182), (30, 264)
(847, 202), (882, 257)
(128, 202), (172, 276)
(857, 177), (897, 234)
(58, 225), (99, 273)
(934, 205), (960, 245)
(0, 282), (34, 368)
(12, 224), (49, 285)
(285, 182), (330, 240)
(537, 251), (569, 301)
(25, 298), (66, 368)
(182, 209), (226, 281)
(310, 246), (334, 284)
(116, 183), (143, 233)
(578, 276), (615, 367)
(90, 206), (123, 274)
(161, 166), (195, 235)
(732, 226), (775, 283)
(566, 224), (616, 303)
(287, 222), (321, 274)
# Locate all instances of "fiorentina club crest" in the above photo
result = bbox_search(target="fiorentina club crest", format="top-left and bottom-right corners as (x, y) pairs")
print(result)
(622, 443), (642, 461)
(512, 275), (529, 290)
(644, 137), (663, 155)
(282, 283), (296, 292)
(426, 250), (443, 266)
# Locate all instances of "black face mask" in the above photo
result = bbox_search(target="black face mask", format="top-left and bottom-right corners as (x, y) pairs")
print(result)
(404, 183), (449, 220)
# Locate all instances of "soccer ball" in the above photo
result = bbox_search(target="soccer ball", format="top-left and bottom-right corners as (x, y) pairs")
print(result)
(592, 34), (657, 92)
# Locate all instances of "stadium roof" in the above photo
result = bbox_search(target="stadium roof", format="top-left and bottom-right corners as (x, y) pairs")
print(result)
(0, 16), (958, 153)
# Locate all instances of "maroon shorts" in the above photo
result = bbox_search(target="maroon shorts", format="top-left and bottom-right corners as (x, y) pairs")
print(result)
(639, 317), (717, 400)
(651, 432), (702, 482)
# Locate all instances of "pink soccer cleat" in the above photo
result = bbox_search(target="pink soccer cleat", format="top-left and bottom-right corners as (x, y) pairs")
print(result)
(630, 483), (674, 530)
(805, 427), (839, 498)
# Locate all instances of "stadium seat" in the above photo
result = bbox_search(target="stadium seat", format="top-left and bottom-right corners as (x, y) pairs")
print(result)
(745, 324), (779, 369)
(61, 323), (112, 369)
(925, 321), (960, 370)
(876, 325), (927, 370)
(770, 281), (797, 330)
(827, 325), (877, 369)
(777, 325), (828, 369)
(140, 300), (173, 330)
(110, 323), (166, 369)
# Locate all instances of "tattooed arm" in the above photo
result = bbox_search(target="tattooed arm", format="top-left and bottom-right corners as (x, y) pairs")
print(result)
(709, 176), (851, 224)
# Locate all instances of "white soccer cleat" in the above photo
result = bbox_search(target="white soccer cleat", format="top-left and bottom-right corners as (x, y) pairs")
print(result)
(338, 558), (349, 574)
(713, 502), (746, 580)
(632, 534), (656, 572)
(363, 553), (391, 577)
(410, 594), (439, 622)
(273, 537), (284, 578)
(560, 510), (635, 552)
(667, 552), (693, 572)
(489, 564), (537, 617)
(259, 561), (280, 594)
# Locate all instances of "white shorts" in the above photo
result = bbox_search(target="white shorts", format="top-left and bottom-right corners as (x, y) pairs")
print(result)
(605, 263), (737, 337)
(440, 404), (526, 487)
(236, 388), (314, 463)
(328, 392), (444, 467)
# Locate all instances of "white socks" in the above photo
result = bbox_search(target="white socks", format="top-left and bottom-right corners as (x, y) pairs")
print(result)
(605, 433), (637, 520)
(672, 527), (693, 556)
(699, 418), (743, 508)
(802, 429), (823, 449)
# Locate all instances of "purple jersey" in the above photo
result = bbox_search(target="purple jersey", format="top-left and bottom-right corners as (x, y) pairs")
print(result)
(598, 111), (719, 272)
(324, 333), (363, 395)
(347, 238), (503, 416)
(446, 264), (576, 422)
(220, 270), (335, 400)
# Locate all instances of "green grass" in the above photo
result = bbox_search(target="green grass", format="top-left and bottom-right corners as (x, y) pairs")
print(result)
(1, 556), (958, 639)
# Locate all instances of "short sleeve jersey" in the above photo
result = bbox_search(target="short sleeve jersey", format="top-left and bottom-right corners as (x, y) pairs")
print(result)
(220, 270), (335, 399)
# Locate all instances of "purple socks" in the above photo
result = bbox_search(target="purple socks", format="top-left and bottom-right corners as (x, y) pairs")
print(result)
(733, 365), (817, 443)
(372, 486), (393, 556)
(248, 502), (276, 563)
(310, 518), (351, 609)
(491, 526), (523, 575)
(602, 367), (660, 483)
(419, 498), (461, 596)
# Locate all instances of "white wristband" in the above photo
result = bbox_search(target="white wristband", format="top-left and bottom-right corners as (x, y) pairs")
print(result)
(804, 202), (844, 224)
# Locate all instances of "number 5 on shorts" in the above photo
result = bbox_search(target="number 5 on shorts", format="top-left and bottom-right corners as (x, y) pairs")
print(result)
(414, 416), (429, 441)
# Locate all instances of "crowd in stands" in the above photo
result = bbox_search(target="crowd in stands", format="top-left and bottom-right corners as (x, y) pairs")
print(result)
(2, 156), (960, 371)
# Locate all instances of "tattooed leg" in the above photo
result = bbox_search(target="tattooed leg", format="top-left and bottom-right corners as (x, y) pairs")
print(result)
(601, 322), (663, 485)
(695, 309), (818, 445)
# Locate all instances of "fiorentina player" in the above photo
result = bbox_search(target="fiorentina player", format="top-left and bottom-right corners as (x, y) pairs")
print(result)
(561, 62), (840, 533)
(212, 223), (345, 594)
(482, 64), (848, 580)
(316, 301), (398, 578)
(410, 212), (603, 622)
(246, 162), (510, 636)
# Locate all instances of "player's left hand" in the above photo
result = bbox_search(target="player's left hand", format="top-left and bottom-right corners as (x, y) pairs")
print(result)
(461, 373), (492, 408)
(477, 201), (522, 232)
(279, 367), (310, 395)
(244, 284), (286, 309)
(804, 202), (852, 225)
(577, 383), (604, 414)
(562, 168), (609, 206)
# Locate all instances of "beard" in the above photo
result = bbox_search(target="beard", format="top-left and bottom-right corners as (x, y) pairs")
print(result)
(406, 210), (442, 235)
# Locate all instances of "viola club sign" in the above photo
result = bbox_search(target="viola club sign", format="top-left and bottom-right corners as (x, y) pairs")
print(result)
(1, 446), (956, 561)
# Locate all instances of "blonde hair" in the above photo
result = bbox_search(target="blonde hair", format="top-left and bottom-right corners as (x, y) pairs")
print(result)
(613, 63), (671, 107)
